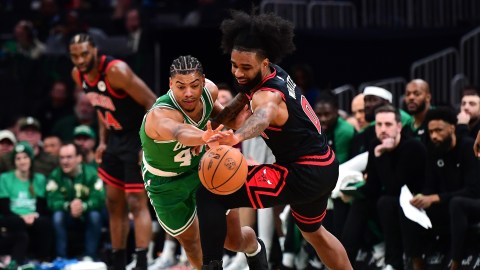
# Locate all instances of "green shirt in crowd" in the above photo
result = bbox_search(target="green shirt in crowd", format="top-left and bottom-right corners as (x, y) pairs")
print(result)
(0, 171), (46, 216)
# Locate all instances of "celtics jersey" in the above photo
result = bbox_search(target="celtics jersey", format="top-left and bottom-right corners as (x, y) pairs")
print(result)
(140, 87), (214, 177)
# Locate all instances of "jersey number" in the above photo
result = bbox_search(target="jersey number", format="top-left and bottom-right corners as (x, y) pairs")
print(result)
(174, 149), (192, 166)
(97, 111), (122, 130)
(301, 95), (321, 134)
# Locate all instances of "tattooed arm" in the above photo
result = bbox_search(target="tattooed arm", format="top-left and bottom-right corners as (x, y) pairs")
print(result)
(210, 90), (285, 146)
(212, 93), (249, 129)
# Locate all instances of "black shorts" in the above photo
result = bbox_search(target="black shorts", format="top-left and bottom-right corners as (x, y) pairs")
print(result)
(211, 147), (339, 232)
(98, 131), (144, 193)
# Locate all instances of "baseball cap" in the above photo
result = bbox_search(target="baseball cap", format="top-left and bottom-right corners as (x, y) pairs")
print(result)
(73, 125), (96, 139)
(18, 117), (41, 131)
(363, 86), (393, 103)
(0, 130), (16, 144)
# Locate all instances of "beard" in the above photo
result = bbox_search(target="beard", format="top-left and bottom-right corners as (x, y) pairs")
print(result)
(365, 103), (385, 122)
(407, 101), (427, 115)
(233, 71), (263, 94)
(428, 135), (452, 156)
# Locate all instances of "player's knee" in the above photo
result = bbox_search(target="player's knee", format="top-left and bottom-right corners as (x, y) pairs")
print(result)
(126, 193), (147, 214)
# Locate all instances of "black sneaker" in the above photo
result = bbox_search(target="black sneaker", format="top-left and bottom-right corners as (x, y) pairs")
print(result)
(245, 238), (269, 270)
(202, 260), (223, 270)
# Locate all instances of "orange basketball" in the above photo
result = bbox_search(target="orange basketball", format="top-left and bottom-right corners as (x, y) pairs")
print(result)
(198, 145), (248, 195)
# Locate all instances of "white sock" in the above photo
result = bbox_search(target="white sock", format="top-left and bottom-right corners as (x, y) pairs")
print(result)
(278, 236), (285, 251)
(161, 239), (177, 258)
(245, 241), (261, 257)
(258, 208), (274, 259)
(282, 252), (295, 267)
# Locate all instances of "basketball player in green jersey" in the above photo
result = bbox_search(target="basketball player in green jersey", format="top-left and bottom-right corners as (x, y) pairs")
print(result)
(140, 55), (246, 269)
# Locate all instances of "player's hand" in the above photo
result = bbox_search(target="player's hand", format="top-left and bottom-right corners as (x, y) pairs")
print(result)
(202, 120), (224, 148)
(206, 129), (240, 146)
(95, 143), (107, 164)
(474, 130), (480, 158)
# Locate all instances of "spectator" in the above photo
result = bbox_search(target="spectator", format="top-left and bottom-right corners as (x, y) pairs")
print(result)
(34, 80), (75, 135)
(51, 92), (97, 143)
(216, 83), (234, 106)
(0, 130), (16, 156)
(72, 125), (97, 167)
(341, 105), (427, 269)
(290, 63), (321, 105)
(350, 86), (413, 157)
(3, 20), (46, 60)
(314, 92), (355, 163)
(409, 107), (480, 270)
(43, 135), (62, 157)
(404, 79), (432, 145)
(0, 142), (53, 267)
(0, 117), (58, 176)
(456, 91), (480, 140)
(350, 93), (369, 132)
(46, 143), (105, 260)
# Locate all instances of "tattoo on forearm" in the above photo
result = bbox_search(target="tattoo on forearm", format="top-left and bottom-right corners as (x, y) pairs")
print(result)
(214, 94), (248, 124)
(237, 108), (269, 140)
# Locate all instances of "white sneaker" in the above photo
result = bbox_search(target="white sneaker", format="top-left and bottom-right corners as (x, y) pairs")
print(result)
(126, 255), (137, 270)
(223, 254), (247, 270)
(382, 264), (396, 270)
(148, 255), (177, 270)
(222, 254), (234, 268)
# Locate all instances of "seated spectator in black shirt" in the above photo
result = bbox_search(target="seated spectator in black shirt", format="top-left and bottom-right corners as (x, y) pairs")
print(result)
(456, 90), (480, 140)
(409, 107), (480, 270)
(341, 105), (427, 270)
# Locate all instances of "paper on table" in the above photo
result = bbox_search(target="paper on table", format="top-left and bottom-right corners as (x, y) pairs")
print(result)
(399, 185), (432, 229)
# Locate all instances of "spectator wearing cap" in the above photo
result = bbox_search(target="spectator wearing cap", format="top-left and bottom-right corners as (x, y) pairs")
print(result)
(72, 125), (97, 167)
(46, 143), (104, 260)
(0, 130), (17, 155)
(0, 117), (58, 176)
(350, 86), (413, 157)
(0, 141), (53, 267)
(407, 107), (480, 270)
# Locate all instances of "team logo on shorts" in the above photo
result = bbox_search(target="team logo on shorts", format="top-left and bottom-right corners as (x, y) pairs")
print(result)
(98, 81), (106, 92)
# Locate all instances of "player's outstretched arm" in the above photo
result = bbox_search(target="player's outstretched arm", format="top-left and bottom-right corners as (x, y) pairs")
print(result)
(145, 109), (222, 146)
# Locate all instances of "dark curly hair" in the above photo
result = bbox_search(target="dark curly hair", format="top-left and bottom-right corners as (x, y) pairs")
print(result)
(220, 10), (295, 63)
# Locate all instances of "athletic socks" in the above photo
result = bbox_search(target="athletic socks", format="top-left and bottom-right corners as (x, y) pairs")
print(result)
(246, 241), (262, 257)
(112, 249), (126, 270)
(135, 248), (148, 268)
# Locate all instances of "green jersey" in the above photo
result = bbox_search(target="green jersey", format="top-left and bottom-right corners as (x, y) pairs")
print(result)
(0, 171), (46, 216)
(140, 88), (214, 177)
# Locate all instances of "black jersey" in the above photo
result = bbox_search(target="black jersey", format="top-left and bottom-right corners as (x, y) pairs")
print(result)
(246, 64), (328, 164)
(77, 55), (145, 133)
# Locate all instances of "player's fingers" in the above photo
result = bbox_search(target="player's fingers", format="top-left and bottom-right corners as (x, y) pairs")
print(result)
(214, 124), (224, 132)
(206, 120), (213, 131)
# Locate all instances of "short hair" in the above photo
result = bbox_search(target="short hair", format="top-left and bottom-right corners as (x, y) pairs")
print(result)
(425, 106), (457, 125)
(69, 33), (96, 47)
(315, 91), (338, 109)
(169, 55), (203, 77)
(220, 10), (295, 63)
(375, 104), (401, 122)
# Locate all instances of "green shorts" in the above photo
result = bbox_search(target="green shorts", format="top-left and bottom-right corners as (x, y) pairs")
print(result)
(143, 167), (200, 237)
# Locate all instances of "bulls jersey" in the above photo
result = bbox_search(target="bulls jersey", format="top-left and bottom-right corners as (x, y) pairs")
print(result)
(140, 87), (214, 175)
(246, 64), (328, 164)
(78, 55), (146, 133)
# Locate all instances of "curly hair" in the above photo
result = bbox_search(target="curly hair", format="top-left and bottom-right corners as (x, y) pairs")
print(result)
(220, 10), (295, 63)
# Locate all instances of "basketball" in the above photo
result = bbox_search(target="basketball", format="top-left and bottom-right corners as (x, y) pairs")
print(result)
(198, 145), (248, 195)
